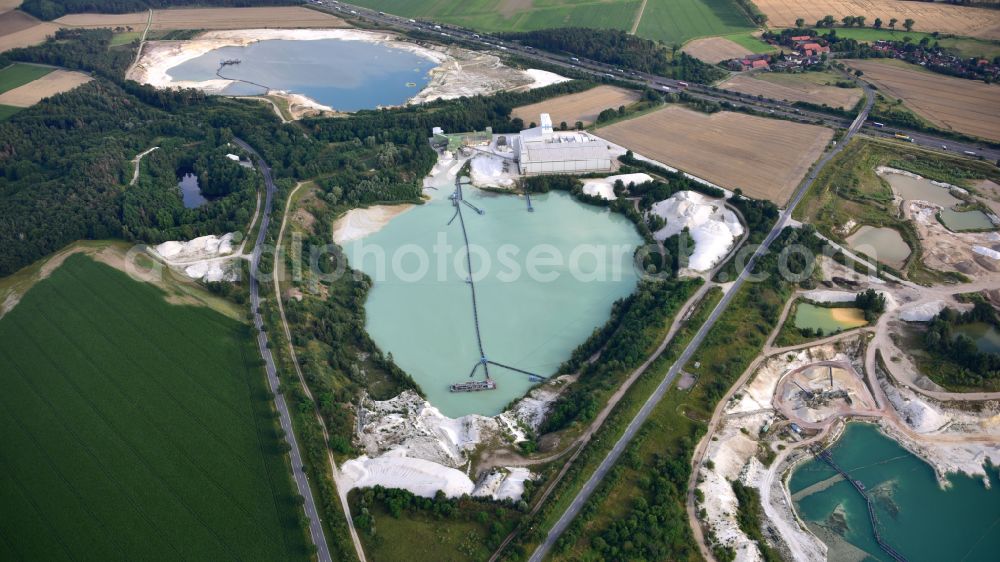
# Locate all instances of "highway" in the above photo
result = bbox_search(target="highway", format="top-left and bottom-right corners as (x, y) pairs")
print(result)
(318, 0), (999, 163)
(526, 66), (875, 562)
(236, 138), (333, 562)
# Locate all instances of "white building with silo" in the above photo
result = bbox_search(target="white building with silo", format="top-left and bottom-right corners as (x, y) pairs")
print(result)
(515, 113), (613, 175)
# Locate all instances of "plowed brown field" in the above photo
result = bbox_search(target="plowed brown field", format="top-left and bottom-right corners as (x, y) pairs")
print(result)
(756, 0), (1000, 40)
(846, 59), (1000, 141)
(597, 106), (833, 205)
(512, 85), (641, 127)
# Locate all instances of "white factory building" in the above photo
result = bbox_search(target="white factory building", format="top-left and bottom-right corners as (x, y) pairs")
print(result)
(516, 113), (613, 175)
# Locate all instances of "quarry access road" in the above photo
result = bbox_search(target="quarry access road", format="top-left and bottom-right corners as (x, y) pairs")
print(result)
(328, 1), (1000, 162)
(239, 138), (333, 562)
(525, 72), (874, 562)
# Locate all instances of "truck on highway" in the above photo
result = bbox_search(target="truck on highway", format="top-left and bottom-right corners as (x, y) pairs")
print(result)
(872, 121), (885, 128)
(964, 150), (978, 156)
(894, 133), (914, 142)
(677, 81), (689, 88)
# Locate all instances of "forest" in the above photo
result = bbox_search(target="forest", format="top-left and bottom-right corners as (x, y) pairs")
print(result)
(21, 0), (299, 20)
(498, 28), (727, 83)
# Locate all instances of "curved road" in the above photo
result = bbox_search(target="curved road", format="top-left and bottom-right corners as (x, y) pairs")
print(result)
(528, 80), (875, 562)
(237, 138), (333, 562)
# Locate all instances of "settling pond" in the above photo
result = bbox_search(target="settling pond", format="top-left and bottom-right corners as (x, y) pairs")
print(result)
(167, 38), (436, 111)
(345, 178), (641, 417)
(882, 171), (960, 207)
(794, 302), (867, 334)
(954, 322), (1000, 354)
(938, 208), (995, 232)
(845, 226), (911, 269)
(790, 422), (1000, 562)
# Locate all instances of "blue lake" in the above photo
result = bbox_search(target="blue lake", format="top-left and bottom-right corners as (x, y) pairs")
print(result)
(167, 38), (436, 111)
(178, 173), (207, 209)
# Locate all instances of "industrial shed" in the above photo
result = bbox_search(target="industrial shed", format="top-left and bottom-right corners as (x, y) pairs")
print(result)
(517, 113), (612, 175)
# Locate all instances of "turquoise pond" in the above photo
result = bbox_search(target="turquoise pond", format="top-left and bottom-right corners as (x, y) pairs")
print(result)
(789, 422), (1000, 562)
(344, 182), (642, 417)
(167, 39), (436, 111)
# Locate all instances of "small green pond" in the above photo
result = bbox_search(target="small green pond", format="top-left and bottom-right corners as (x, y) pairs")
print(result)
(845, 226), (911, 269)
(953, 322), (1000, 354)
(793, 303), (868, 334)
(938, 209), (995, 232)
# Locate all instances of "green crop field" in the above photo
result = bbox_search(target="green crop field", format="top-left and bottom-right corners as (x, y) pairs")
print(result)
(0, 63), (52, 94)
(350, 0), (754, 44)
(0, 255), (311, 560)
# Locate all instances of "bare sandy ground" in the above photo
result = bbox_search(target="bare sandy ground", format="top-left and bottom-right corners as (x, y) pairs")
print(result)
(847, 59), (1000, 142)
(332, 205), (413, 244)
(597, 106), (833, 205)
(682, 36), (751, 64)
(56, 6), (349, 30)
(721, 73), (862, 110)
(512, 85), (640, 127)
(756, 0), (1000, 40)
(0, 69), (91, 106)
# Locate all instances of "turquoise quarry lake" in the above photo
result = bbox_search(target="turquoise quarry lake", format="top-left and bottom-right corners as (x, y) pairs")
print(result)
(790, 422), (1000, 562)
(167, 38), (436, 111)
(344, 182), (642, 417)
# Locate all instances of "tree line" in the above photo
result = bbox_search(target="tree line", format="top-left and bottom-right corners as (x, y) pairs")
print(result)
(21, 0), (300, 21)
(498, 28), (727, 84)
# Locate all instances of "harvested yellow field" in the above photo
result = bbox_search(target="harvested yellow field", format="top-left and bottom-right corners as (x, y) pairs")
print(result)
(721, 73), (862, 109)
(846, 59), (1000, 142)
(756, 0), (1000, 40)
(0, 70), (91, 106)
(682, 36), (751, 64)
(57, 7), (349, 30)
(597, 106), (833, 205)
(512, 85), (641, 127)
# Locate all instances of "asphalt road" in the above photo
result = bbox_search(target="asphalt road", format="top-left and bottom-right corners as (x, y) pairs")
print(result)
(236, 138), (333, 562)
(526, 73), (875, 562)
(321, 1), (999, 163)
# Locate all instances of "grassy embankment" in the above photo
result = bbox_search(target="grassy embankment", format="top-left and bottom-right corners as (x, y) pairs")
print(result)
(793, 137), (1000, 285)
(0, 254), (312, 560)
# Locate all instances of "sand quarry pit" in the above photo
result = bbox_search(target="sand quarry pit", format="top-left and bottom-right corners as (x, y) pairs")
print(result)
(721, 73), (862, 110)
(0, 70), (91, 107)
(56, 6), (350, 31)
(512, 85), (641, 127)
(597, 105), (833, 205)
(847, 59), (1000, 142)
(755, 0), (1000, 40)
(681, 36), (751, 64)
(777, 362), (878, 425)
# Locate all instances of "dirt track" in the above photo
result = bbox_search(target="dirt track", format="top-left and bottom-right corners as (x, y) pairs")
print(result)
(512, 85), (640, 127)
(756, 0), (1000, 40)
(847, 59), (1000, 142)
(722, 73), (862, 109)
(597, 106), (833, 205)
(681, 36), (750, 64)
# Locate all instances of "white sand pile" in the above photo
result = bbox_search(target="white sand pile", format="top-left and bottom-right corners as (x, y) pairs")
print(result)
(472, 467), (533, 501)
(580, 172), (653, 201)
(523, 68), (570, 90)
(469, 153), (516, 188)
(973, 245), (1000, 259)
(341, 449), (475, 498)
(184, 260), (236, 282)
(154, 233), (235, 261)
(882, 382), (948, 433)
(332, 205), (412, 244)
(901, 300), (947, 322)
(650, 191), (743, 271)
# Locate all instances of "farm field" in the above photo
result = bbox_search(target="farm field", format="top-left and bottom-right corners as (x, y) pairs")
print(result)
(0, 9), (39, 36)
(721, 72), (863, 109)
(350, 0), (752, 44)
(0, 62), (52, 93)
(756, 0), (1000, 40)
(0, 69), (90, 106)
(597, 105), (833, 205)
(846, 59), (1000, 142)
(797, 28), (1000, 59)
(0, 254), (311, 560)
(0, 103), (19, 119)
(682, 36), (751, 64)
(512, 85), (641, 127)
(56, 6), (350, 30)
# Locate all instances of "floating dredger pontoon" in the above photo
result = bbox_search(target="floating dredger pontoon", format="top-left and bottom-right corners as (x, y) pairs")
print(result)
(449, 379), (497, 392)
(220, 59), (242, 66)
